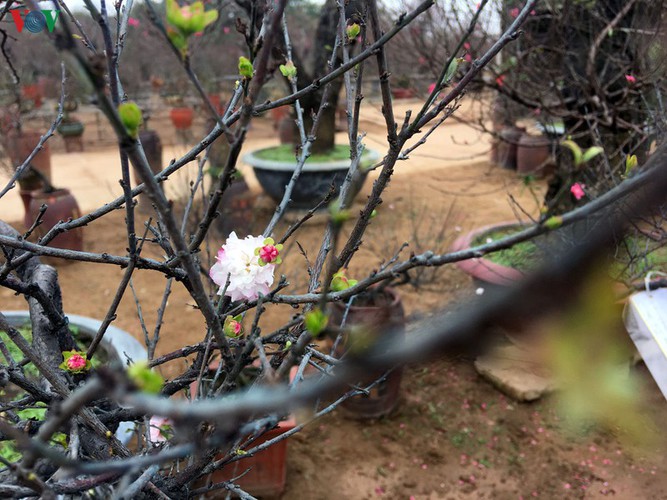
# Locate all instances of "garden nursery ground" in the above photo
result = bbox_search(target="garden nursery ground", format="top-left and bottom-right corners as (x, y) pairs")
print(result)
(2, 104), (667, 499)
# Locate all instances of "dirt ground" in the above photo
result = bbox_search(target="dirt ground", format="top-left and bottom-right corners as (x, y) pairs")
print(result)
(2, 109), (667, 499)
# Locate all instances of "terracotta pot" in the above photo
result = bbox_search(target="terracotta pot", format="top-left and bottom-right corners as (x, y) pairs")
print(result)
(516, 133), (553, 177)
(4, 130), (52, 191)
(450, 222), (526, 288)
(278, 116), (295, 144)
(329, 287), (405, 419)
(270, 106), (289, 129)
(170, 107), (194, 129)
(27, 189), (84, 252)
(391, 88), (415, 99)
(21, 84), (42, 109)
(492, 126), (524, 170)
(208, 94), (223, 114)
(192, 365), (296, 497)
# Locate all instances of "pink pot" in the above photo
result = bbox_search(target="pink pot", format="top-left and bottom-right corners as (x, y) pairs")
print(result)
(450, 222), (526, 287)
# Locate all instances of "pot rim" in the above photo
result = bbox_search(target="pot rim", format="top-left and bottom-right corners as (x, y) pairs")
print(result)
(450, 222), (527, 286)
(244, 147), (380, 172)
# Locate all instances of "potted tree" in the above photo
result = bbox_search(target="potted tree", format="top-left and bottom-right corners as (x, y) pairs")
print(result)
(242, 0), (378, 210)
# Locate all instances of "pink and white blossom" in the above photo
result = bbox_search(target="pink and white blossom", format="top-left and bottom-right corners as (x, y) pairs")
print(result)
(209, 232), (276, 301)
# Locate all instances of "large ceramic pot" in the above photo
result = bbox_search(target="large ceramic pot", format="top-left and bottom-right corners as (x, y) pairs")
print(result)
(170, 107), (194, 130)
(1, 311), (147, 446)
(27, 189), (84, 252)
(516, 133), (554, 177)
(450, 222), (526, 289)
(245, 147), (379, 209)
(328, 287), (405, 419)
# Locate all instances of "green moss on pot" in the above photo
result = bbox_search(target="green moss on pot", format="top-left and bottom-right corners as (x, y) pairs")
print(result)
(254, 144), (358, 163)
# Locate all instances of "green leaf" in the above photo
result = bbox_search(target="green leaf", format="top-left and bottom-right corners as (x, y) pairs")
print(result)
(166, 0), (217, 37)
(127, 361), (164, 394)
(330, 270), (357, 292)
(346, 23), (360, 40)
(624, 154), (638, 176)
(305, 308), (328, 337)
(561, 140), (583, 166)
(279, 60), (297, 81)
(167, 26), (188, 54)
(118, 102), (143, 138)
(581, 146), (604, 164)
(442, 57), (461, 85)
(238, 56), (254, 79)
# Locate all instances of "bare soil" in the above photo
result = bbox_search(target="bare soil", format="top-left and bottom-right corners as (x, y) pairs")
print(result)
(2, 135), (667, 499)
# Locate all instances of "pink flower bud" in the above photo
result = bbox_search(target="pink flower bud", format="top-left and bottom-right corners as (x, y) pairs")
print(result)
(570, 182), (585, 201)
(128, 17), (140, 27)
(509, 7), (520, 18)
(259, 244), (279, 264)
(66, 353), (87, 371)
(625, 74), (637, 84)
